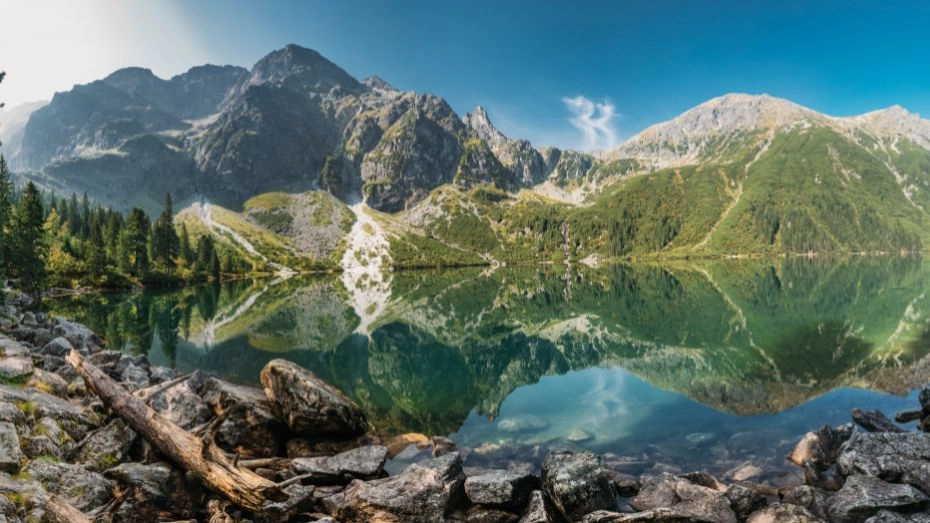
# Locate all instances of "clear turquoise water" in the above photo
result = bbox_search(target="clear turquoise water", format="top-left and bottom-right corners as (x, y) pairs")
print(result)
(42, 256), (930, 479)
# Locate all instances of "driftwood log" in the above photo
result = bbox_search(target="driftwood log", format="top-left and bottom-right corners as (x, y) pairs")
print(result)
(66, 350), (284, 511)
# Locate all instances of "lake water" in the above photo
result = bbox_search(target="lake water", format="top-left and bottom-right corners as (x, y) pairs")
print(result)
(41, 256), (930, 482)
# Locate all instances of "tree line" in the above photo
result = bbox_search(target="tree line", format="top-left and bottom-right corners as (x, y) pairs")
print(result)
(0, 157), (249, 293)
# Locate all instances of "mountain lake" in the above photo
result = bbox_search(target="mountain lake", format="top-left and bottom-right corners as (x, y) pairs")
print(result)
(39, 255), (930, 482)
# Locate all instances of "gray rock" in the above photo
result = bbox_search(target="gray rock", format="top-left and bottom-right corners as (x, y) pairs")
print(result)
(788, 424), (855, 469)
(140, 378), (211, 430)
(0, 422), (22, 473)
(201, 376), (287, 457)
(40, 337), (73, 357)
(465, 469), (539, 509)
(260, 359), (368, 437)
(255, 484), (317, 523)
(542, 450), (617, 521)
(454, 506), (520, 523)
(291, 445), (388, 484)
(780, 485), (829, 520)
(836, 432), (930, 494)
(826, 475), (928, 523)
(725, 484), (768, 521)
(0, 356), (32, 382)
(0, 402), (24, 424)
(70, 418), (136, 472)
(632, 474), (736, 523)
(25, 369), (68, 398)
(21, 459), (114, 511)
(332, 452), (467, 522)
(0, 338), (29, 357)
(106, 461), (202, 521)
(119, 362), (150, 391)
(51, 320), (101, 350)
(518, 490), (558, 523)
(21, 434), (64, 460)
(746, 503), (824, 522)
(865, 511), (930, 523)
(0, 386), (98, 440)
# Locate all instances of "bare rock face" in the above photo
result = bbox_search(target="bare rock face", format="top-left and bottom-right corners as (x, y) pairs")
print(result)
(541, 450), (618, 521)
(260, 359), (368, 438)
(329, 452), (467, 522)
(826, 475), (928, 523)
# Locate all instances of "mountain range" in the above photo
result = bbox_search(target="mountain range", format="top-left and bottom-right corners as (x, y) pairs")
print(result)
(5, 43), (930, 267)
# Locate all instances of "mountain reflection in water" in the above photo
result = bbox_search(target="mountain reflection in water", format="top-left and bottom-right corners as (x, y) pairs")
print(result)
(43, 256), (930, 477)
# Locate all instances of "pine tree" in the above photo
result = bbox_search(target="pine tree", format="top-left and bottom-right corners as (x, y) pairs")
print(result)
(151, 193), (179, 269)
(10, 182), (47, 292)
(178, 223), (193, 265)
(122, 208), (150, 277)
(87, 218), (107, 280)
(0, 156), (13, 282)
(194, 234), (215, 275)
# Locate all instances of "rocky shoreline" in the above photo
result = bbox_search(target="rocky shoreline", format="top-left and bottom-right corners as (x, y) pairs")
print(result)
(0, 298), (929, 522)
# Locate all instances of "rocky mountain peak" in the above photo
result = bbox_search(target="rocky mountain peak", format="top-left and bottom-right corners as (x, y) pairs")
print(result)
(362, 75), (397, 93)
(248, 44), (362, 94)
(102, 67), (162, 93)
(464, 105), (507, 147)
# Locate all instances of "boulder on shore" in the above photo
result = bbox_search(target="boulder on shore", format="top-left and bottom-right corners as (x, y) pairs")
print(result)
(260, 359), (368, 437)
(541, 450), (618, 521)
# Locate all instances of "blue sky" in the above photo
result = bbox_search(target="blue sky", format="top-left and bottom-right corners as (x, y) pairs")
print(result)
(3, 0), (930, 150)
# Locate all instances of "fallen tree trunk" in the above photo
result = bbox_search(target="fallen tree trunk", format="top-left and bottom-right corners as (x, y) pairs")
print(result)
(66, 350), (284, 511)
(43, 493), (94, 523)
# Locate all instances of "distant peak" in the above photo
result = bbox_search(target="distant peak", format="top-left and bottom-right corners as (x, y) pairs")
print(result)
(363, 75), (397, 92)
(464, 105), (507, 145)
(104, 67), (159, 83)
(250, 44), (362, 93)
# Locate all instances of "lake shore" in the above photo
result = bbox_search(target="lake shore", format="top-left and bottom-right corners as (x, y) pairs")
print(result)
(0, 296), (929, 522)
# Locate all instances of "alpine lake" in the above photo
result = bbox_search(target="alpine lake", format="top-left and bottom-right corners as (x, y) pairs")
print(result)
(38, 256), (930, 483)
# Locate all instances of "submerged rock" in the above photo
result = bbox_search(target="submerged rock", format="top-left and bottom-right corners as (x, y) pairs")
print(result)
(498, 414), (549, 434)
(261, 359), (368, 437)
(542, 450), (618, 521)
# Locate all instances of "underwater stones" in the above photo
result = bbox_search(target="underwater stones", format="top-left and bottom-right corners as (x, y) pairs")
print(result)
(498, 414), (549, 434)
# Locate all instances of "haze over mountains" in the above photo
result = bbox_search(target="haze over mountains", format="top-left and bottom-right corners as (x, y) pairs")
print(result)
(7, 43), (930, 265)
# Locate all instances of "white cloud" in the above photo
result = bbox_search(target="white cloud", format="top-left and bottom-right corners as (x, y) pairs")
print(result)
(561, 95), (620, 151)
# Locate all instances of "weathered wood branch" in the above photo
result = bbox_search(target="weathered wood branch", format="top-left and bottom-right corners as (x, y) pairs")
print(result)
(66, 349), (284, 511)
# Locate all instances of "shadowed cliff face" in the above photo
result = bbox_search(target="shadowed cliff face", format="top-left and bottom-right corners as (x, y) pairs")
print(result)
(42, 256), (930, 436)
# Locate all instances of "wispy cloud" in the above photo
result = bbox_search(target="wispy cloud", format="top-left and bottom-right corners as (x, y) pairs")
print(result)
(561, 95), (620, 151)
